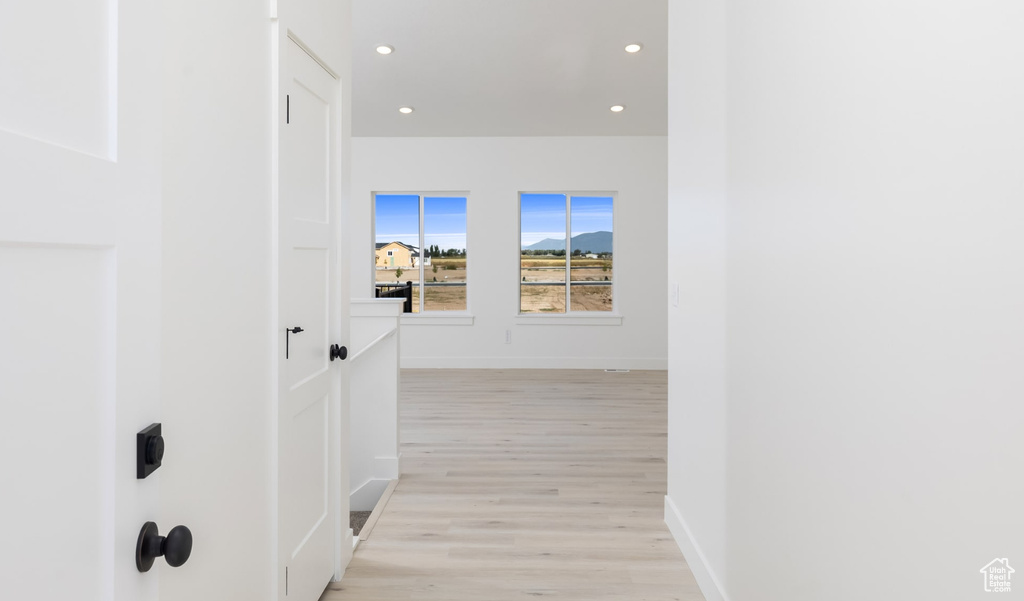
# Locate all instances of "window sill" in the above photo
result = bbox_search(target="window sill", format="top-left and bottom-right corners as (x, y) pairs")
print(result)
(400, 314), (475, 326)
(514, 314), (623, 326)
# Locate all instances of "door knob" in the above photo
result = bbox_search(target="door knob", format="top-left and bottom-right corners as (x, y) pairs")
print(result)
(136, 521), (192, 572)
(330, 344), (348, 361)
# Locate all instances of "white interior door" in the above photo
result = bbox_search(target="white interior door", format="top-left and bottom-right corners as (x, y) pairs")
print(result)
(0, 1), (162, 600)
(279, 38), (342, 601)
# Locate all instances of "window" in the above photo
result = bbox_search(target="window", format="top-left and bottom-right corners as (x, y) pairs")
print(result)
(374, 193), (468, 313)
(520, 193), (614, 313)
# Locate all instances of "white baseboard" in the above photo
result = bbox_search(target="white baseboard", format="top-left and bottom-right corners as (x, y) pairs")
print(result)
(350, 478), (391, 511)
(400, 356), (668, 370)
(664, 495), (728, 601)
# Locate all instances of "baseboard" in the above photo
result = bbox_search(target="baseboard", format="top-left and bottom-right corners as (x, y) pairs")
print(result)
(400, 356), (668, 370)
(359, 479), (398, 541)
(350, 478), (391, 511)
(664, 495), (728, 601)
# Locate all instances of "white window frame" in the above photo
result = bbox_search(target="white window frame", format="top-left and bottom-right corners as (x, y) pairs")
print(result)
(371, 191), (473, 323)
(516, 191), (621, 325)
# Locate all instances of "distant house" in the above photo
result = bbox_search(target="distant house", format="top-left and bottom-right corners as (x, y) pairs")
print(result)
(375, 241), (425, 269)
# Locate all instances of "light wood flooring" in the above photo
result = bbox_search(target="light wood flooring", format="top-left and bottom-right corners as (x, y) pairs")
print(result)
(322, 369), (704, 601)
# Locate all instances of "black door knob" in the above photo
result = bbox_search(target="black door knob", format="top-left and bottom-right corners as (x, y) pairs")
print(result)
(136, 521), (193, 572)
(330, 344), (348, 361)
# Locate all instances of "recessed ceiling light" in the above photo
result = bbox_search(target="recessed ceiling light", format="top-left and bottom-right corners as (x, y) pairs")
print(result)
(624, 43), (643, 53)
(610, 105), (626, 113)
(399, 106), (414, 114)
(376, 45), (394, 55)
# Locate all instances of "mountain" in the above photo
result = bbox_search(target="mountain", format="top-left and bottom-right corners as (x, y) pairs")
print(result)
(523, 237), (565, 251)
(522, 231), (613, 253)
(570, 231), (613, 254)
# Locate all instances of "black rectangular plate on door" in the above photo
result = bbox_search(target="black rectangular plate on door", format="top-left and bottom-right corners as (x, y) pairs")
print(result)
(137, 423), (164, 479)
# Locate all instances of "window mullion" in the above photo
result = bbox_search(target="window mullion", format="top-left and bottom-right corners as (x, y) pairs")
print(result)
(419, 195), (425, 313)
(565, 193), (571, 314)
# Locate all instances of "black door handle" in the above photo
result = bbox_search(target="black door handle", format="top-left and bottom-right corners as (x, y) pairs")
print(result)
(286, 326), (304, 359)
(330, 344), (348, 361)
(136, 522), (193, 572)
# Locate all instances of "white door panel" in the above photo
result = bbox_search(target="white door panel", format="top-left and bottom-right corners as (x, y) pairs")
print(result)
(0, 0), (161, 599)
(285, 247), (330, 388)
(0, 246), (117, 600)
(279, 38), (341, 601)
(0, 1), (114, 157)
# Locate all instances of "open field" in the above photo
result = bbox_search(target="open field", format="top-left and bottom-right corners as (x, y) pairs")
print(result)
(520, 284), (613, 313)
(376, 264), (467, 312)
(521, 258), (611, 268)
(520, 255), (613, 312)
(423, 286), (467, 312)
(376, 263), (467, 286)
(430, 257), (467, 270)
(374, 255), (611, 312)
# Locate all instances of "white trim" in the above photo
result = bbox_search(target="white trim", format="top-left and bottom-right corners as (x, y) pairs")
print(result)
(350, 479), (391, 512)
(664, 496), (728, 601)
(351, 298), (404, 317)
(515, 314), (622, 326)
(401, 314), (474, 326)
(401, 357), (666, 370)
(358, 479), (399, 542)
(348, 327), (397, 362)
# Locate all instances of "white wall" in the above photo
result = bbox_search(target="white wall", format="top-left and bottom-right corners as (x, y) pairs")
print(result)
(349, 300), (403, 511)
(351, 136), (668, 369)
(160, 2), (275, 599)
(160, 1), (351, 599)
(667, 2), (1024, 601)
(664, 1), (728, 599)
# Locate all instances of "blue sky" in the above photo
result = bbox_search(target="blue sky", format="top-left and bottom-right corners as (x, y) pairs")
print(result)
(520, 194), (613, 246)
(375, 195), (467, 251)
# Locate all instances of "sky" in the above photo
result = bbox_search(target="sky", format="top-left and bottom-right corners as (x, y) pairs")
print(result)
(375, 195), (468, 251)
(375, 194), (612, 250)
(520, 194), (613, 246)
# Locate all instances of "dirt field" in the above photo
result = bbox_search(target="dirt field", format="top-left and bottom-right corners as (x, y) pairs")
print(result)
(423, 286), (466, 311)
(520, 284), (613, 312)
(374, 256), (610, 313)
(520, 256), (613, 312)
(376, 259), (467, 312)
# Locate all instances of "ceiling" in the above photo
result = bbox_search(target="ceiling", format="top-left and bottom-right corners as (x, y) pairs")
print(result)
(351, 0), (668, 137)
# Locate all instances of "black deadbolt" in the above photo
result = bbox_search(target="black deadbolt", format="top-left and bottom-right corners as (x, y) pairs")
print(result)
(136, 521), (193, 572)
(137, 423), (163, 479)
(330, 344), (348, 361)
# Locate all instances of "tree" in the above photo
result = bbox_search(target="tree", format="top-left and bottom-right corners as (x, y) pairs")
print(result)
(395, 268), (404, 281)
(432, 264), (438, 274)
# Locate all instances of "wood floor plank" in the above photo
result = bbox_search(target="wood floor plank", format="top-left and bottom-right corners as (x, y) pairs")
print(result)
(322, 369), (704, 601)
